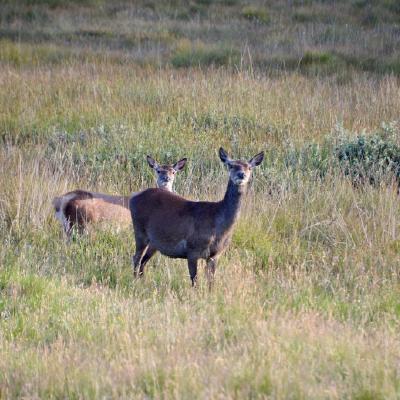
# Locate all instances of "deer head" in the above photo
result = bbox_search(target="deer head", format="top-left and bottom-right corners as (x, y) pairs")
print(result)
(147, 155), (187, 191)
(219, 147), (264, 186)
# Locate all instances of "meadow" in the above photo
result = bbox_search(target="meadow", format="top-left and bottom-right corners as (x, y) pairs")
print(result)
(0, 0), (400, 398)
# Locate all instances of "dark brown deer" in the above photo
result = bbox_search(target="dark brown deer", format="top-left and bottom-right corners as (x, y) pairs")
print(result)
(129, 147), (264, 288)
(53, 156), (187, 238)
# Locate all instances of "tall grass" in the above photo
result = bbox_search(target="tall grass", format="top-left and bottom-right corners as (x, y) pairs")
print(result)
(0, 1), (400, 398)
(1, 61), (399, 398)
(1, 0), (400, 75)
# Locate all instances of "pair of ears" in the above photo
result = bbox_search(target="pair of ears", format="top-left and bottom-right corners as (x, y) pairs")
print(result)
(219, 147), (264, 169)
(147, 156), (188, 172)
(147, 148), (264, 171)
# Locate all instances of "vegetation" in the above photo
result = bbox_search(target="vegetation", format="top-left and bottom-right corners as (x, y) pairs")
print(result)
(241, 6), (270, 24)
(335, 127), (400, 186)
(1, 0), (400, 75)
(0, 0), (400, 398)
(171, 40), (239, 68)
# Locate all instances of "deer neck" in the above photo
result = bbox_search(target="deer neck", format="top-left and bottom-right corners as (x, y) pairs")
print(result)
(157, 182), (173, 192)
(217, 179), (246, 235)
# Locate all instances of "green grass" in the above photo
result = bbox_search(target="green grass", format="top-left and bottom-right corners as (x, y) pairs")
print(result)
(241, 6), (270, 24)
(0, 0), (400, 398)
(0, 39), (74, 66)
(0, 67), (399, 397)
(171, 39), (240, 68)
(1, 0), (400, 76)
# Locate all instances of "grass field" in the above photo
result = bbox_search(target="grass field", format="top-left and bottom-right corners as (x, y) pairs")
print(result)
(1, 1), (400, 398)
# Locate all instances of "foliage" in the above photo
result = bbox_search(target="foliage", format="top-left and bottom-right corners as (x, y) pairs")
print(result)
(280, 123), (400, 187)
(335, 124), (400, 186)
(1, 0), (400, 76)
(241, 6), (270, 24)
(171, 40), (239, 68)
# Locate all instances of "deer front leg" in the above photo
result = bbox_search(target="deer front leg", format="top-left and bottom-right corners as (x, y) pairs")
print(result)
(206, 257), (217, 291)
(187, 257), (198, 287)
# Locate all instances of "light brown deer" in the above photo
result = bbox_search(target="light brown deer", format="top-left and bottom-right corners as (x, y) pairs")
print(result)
(53, 156), (187, 238)
(129, 147), (264, 288)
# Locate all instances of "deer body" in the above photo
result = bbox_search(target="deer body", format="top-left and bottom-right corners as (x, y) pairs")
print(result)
(130, 148), (264, 287)
(132, 180), (243, 259)
(53, 190), (132, 236)
(54, 156), (187, 238)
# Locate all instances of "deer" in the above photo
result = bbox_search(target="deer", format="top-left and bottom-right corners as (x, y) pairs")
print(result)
(53, 156), (187, 239)
(129, 147), (264, 289)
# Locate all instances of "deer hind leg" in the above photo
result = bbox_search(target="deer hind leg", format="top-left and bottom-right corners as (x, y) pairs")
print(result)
(57, 212), (73, 241)
(64, 202), (86, 240)
(64, 220), (73, 242)
(187, 257), (198, 287)
(138, 246), (157, 275)
(132, 235), (149, 278)
(206, 257), (217, 291)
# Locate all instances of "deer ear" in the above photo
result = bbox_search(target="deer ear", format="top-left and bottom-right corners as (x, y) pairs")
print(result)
(173, 158), (187, 172)
(147, 155), (159, 170)
(249, 151), (264, 168)
(219, 147), (231, 164)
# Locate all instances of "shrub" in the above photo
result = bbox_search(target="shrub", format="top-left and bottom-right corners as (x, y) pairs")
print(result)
(241, 6), (270, 24)
(281, 123), (400, 187)
(300, 51), (333, 66)
(297, 51), (348, 76)
(335, 125), (400, 186)
(292, 11), (315, 23)
(171, 40), (239, 68)
(0, 40), (72, 66)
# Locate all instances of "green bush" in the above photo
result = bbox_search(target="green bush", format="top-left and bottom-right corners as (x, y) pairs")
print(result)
(281, 124), (400, 187)
(292, 11), (315, 23)
(335, 129), (400, 186)
(300, 51), (333, 66)
(0, 40), (72, 67)
(296, 51), (351, 76)
(171, 40), (239, 68)
(241, 6), (270, 24)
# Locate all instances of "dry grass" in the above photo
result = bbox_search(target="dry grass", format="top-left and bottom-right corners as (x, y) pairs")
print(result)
(1, 64), (400, 146)
(0, 1), (400, 398)
(1, 64), (399, 398)
(1, 0), (400, 74)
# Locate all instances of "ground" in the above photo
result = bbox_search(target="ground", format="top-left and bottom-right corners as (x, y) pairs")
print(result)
(0, 1), (400, 398)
